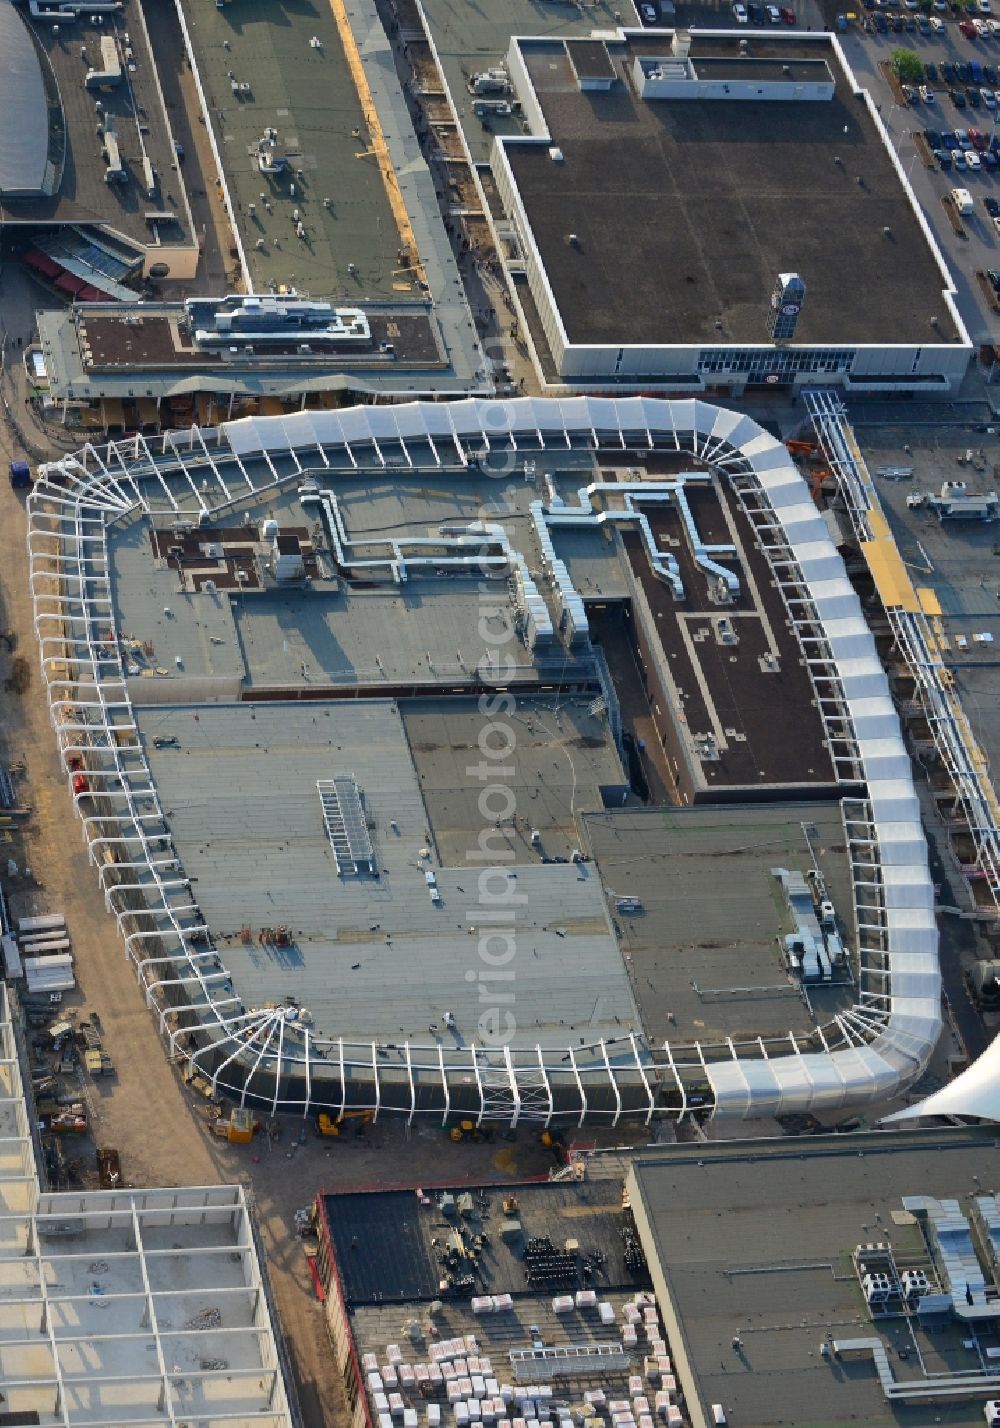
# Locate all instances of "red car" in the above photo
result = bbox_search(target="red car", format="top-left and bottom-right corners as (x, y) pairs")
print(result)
(960, 18), (978, 35)
(780, 3), (796, 18)
(970, 126), (988, 149)
(71, 771), (89, 795)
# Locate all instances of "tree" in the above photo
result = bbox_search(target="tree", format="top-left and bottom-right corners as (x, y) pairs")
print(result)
(891, 48), (924, 84)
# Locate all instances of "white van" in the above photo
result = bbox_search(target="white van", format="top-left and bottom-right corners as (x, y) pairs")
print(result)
(952, 187), (975, 215)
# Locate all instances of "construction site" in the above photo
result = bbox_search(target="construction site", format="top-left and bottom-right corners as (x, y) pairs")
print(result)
(13, 390), (969, 1127)
(1, 8), (999, 1428)
(2, 376), (1000, 1421)
(308, 1128), (1000, 1428)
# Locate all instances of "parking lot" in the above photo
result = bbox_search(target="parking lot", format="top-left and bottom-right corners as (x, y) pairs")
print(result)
(839, 8), (1000, 342)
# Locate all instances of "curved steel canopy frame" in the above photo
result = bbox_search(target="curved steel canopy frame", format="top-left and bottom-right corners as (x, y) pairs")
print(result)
(26, 396), (941, 1124)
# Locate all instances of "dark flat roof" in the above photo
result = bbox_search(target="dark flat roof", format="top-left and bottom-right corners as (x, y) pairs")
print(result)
(322, 1181), (652, 1306)
(0, 12), (190, 249)
(628, 1128), (1000, 1428)
(76, 307), (442, 371)
(585, 803), (855, 1045)
(502, 36), (957, 346)
(691, 55), (832, 83)
(568, 39), (616, 80)
(621, 471), (836, 792)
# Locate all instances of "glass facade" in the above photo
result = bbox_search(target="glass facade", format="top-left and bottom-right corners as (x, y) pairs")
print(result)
(698, 348), (856, 379)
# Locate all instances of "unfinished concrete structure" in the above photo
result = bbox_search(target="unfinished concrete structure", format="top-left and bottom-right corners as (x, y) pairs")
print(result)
(0, 984), (295, 1426)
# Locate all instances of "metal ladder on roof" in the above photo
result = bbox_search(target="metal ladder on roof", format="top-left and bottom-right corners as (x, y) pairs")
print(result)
(317, 775), (374, 876)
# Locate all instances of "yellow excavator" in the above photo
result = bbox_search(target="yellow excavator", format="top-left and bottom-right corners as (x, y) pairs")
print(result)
(316, 1109), (375, 1137)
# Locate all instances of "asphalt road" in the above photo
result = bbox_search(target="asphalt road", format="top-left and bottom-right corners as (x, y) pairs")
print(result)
(839, 16), (1000, 345)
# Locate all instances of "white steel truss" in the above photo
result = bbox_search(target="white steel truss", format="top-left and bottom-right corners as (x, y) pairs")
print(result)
(25, 396), (944, 1123)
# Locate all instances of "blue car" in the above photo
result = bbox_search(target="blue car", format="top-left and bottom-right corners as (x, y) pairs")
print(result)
(935, 148), (953, 166)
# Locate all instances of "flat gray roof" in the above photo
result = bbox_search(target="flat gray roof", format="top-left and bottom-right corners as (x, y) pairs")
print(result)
(585, 804), (856, 1045)
(177, 0), (401, 298)
(138, 700), (640, 1048)
(402, 697), (627, 864)
(502, 34), (958, 346)
(0, 0), (48, 196)
(628, 1128), (1000, 1428)
(109, 475), (556, 694)
(418, 0), (627, 164)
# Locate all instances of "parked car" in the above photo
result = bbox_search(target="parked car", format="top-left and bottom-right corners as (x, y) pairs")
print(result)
(732, 2), (749, 20)
(983, 87), (997, 105)
(921, 85), (936, 102)
(960, 18), (978, 36)
(951, 87), (968, 106)
(984, 148), (999, 166)
(640, 3), (658, 18)
(984, 194), (1000, 215)
(955, 126), (971, 145)
(930, 15), (944, 30)
(968, 149), (983, 168)
(967, 86), (982, 106)
(934, 147), (953, 166)
(926, 62), (939, 81)
(941, 61), (957, 82)
(925, 126), (942, 146)
(975, 18), (991, 35)
(917, 12), (931, 28)
(970, 125), (988, 146)
(978, 0), (992, 12)
(954, 147), (969, 167)
(748, 3), (766, 18)
(780, 3), (795, 16)
(941, 129), (959, 146)
(766, 3), (782, 19)
(985, 64), (998, 81)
